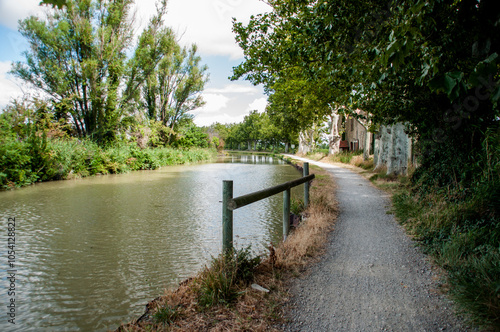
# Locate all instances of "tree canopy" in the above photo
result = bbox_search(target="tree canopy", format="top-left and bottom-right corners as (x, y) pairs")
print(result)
(232, 0), (499, 191)
(11, 0), (208, 146)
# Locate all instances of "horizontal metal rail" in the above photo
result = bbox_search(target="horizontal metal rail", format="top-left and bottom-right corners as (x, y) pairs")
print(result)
(222, 162), (314, 252)
(228, 174), (315, 211)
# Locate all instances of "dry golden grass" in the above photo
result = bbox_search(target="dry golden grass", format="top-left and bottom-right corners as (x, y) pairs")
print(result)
(115, 163), (337, 332)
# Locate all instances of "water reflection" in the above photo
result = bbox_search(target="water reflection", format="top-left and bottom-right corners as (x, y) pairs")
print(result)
(0, 154), (302, 331)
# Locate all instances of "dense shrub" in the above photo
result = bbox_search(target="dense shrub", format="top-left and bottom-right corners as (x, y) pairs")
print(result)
(0, 138), (37, 189)
(0, 135), (216, 190)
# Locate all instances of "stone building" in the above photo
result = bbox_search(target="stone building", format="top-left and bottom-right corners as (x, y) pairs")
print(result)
(343, 115), (371, 152)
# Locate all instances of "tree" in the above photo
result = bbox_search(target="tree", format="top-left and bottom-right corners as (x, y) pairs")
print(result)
(127, 4), (209, 144)
(40, 0), (68, 9)
(232, 0), (499, 185)
(170, 119), (209, 148)
(240, 110), (262, 150)
(12, 0), (135, 144)
(204, 122), (232, 150)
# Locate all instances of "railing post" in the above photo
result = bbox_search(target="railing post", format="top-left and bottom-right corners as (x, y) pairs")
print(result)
(222, 180), (233, 253)
(303, 162), (310, 207)
(283, 188), (290, 240)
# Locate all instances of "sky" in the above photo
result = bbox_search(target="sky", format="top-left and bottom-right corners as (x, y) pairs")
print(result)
(0, 0), (271, 126)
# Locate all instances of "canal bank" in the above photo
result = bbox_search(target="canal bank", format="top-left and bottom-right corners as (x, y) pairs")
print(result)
(1, 141), (217, 190)
(116, 156), (338, 331)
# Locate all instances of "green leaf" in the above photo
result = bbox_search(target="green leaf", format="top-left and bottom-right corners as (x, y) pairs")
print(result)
(491, 86), (500, 103)
(469, 53), (498, 87)
(483, 52), (498, 64)
(428, 71), (463, 101)
(39, 0), (67, 9)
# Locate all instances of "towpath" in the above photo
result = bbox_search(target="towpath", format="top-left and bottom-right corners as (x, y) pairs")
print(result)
(282, 156), (473, 332)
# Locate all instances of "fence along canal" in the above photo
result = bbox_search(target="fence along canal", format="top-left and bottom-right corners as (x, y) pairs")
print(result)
(222, 162), (314, 252)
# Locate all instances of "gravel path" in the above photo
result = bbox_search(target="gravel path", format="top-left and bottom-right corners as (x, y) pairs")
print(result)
(283, 156), (473, 332)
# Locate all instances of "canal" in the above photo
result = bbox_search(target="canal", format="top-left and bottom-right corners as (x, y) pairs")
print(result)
(0, 153), (303, 331)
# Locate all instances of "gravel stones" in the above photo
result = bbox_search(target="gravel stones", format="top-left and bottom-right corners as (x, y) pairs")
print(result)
(282, 157), (474, 332)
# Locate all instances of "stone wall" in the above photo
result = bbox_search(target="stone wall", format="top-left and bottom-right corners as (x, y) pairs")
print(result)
(373, 123), (413, 175)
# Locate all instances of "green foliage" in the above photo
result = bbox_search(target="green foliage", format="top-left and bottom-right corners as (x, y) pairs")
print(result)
(146, 121), (172, 148)
(211, 136), (220, 150)
(221, 110), (295, 151)
(446, 250), (500, 327)
(328, 151), (362, 164)
(152, 305), (181, 326)
(0, 138), (38, 189)
(197, 247), (261, 308)
(127, 12), (208, 143)
(0, 93), (215, 189)
(39, 0), (67, 9)
(12, 0), (135, 143)
(12, 0), (209, 146)
(232, 0), (499, 189)
(0, 133), (216, 190)
(233, 5), (500, 326)
(290, 198), (305, 216)
(170, 121), (209, 149)
(393, 188), (500, 329)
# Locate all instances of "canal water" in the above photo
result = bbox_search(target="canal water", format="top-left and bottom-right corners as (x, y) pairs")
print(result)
(0, 154), (303, 331)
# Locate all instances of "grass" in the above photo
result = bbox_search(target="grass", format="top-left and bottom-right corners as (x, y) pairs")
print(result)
(303, 151), (327, 161)
(197, 247), (261, 308)
(152, 305), (181, 327)
(116, 160), (338, 331)
(290, 198), (305, 215)
(392, 189), (500, 329)
(326, 151), (374, 169)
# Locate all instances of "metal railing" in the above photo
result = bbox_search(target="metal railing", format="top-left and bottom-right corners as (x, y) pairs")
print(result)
(222, 162), (314, 252)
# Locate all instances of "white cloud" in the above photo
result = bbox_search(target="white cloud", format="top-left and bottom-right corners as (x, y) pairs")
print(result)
(246, 97), (267, 113)
(198, 93), (230, 114)
(133, 0), (271, 59)
(0, 61), (24, 109)
(0, 1), (270, 126)
(0, 0), (271, 59)
(192, 90), (267, 126)
(192, 112), (245, 127)
(205, 83), (259, 95)
(0, 0), (49, 30)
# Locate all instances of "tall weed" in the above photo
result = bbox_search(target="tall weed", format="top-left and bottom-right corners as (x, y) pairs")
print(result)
(197, 247), (261, 308)
(0, 137), (216, 189)
(328, 150), (363, 164)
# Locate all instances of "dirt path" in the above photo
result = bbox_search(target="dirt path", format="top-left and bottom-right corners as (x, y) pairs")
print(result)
(282, 156), (473, 332)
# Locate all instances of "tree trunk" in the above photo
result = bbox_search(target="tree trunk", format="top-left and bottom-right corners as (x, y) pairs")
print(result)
(363, 128), (370, 161)
(328, 112), (341, 155)
(298, 131), (311, 155)
(310, 128), (315, 152)
(387, 123), (409, 175)
(374, 125), (392, 172)
(373, 133), (381, 165)
(374, 123), (410, 175)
